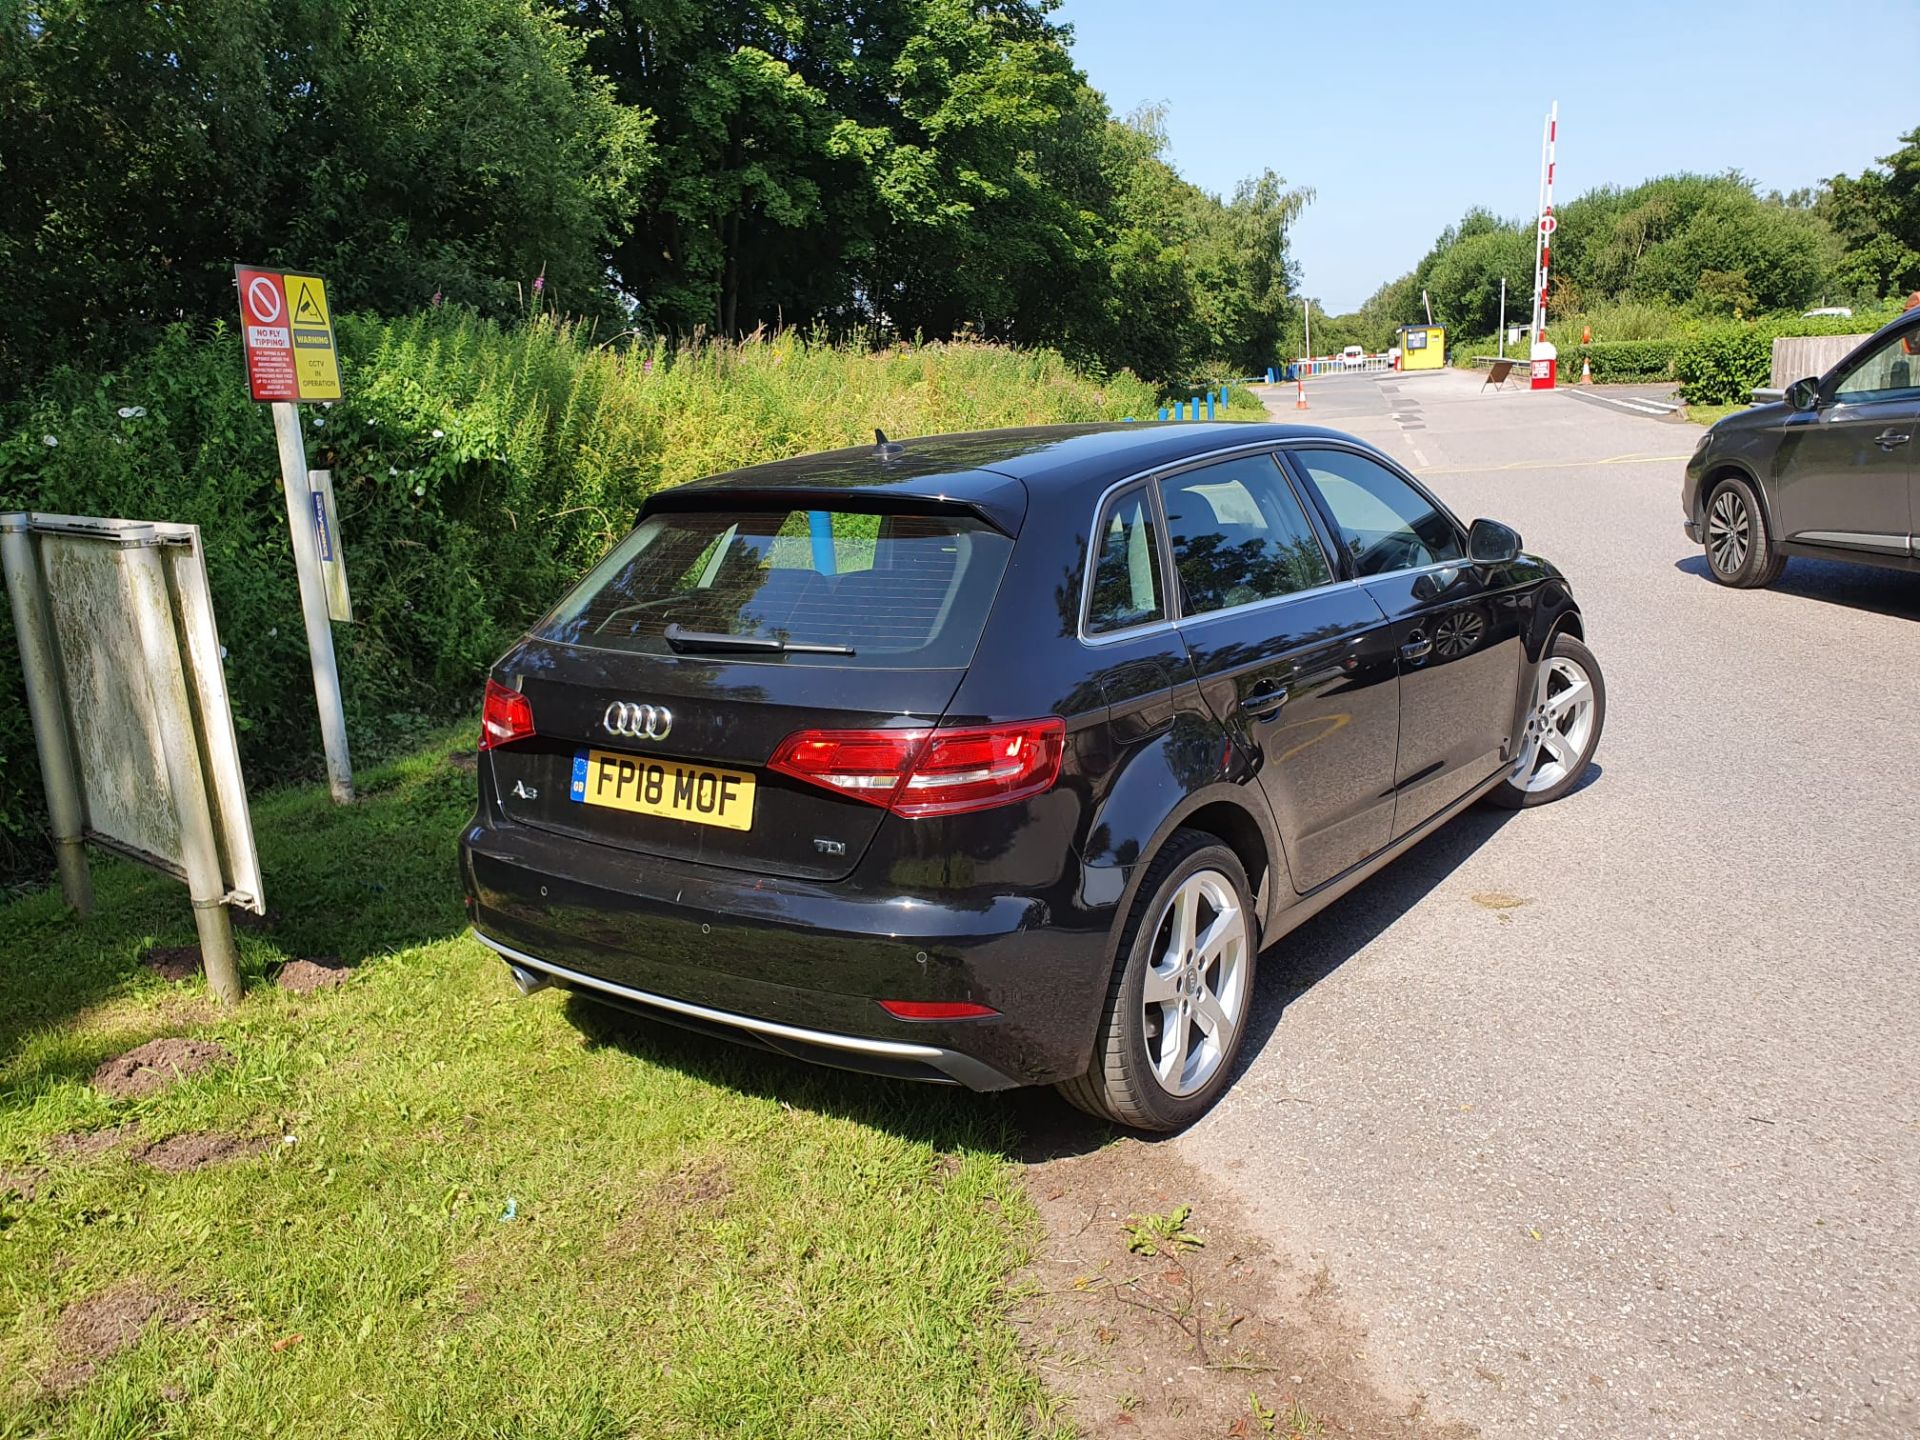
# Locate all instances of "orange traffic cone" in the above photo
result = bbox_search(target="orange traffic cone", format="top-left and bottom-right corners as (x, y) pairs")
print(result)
(1294, 375), (1309, 411)
(1580, 355), (1593, 385)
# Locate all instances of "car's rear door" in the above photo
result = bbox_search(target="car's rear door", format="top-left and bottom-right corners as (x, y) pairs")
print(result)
(1157, 449), (1401, 894)
(486, 503), (1015, 881)
(1285, 445), (1522, 838)
(1775, 327), (1919, 558)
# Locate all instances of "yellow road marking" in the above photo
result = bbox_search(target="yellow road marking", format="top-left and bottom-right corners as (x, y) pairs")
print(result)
(1421, 452), (1690, 476)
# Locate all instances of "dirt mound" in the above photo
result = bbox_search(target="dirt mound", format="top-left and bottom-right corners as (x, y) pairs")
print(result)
(232, 907), (280, 933)
(139, 945), (202, 983)
(274, 957), (352, 994)
(90, 1038), (229, 1100)
(48, 1124), (139, 1160)
(47, 1280), (201, 1395)
(132, 1132), (272, 1174)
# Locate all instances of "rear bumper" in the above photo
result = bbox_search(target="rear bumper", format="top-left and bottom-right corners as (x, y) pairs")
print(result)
(459, 818), (1115, 1090)
(473, 930), (1018, 1089)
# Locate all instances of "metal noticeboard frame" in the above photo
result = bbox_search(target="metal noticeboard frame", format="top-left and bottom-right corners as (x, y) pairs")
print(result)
(0, 511), (261, 1003)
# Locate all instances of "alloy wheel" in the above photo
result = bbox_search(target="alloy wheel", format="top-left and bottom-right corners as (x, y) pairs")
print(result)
(1140, 870), (1248, 1096)
(1511, 654), (1597, 794)
(1707, 488), (1750, 575)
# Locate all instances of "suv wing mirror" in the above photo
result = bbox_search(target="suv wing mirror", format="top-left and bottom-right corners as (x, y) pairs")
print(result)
(1466, 518), (1521, 566)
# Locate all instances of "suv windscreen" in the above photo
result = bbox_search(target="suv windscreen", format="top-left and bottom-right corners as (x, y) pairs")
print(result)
(536, 506), (1013, 667)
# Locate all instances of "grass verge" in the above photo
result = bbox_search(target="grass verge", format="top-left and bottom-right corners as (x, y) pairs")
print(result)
(1683, 401), (1748, 428)
(0, 731), (1057, 1439)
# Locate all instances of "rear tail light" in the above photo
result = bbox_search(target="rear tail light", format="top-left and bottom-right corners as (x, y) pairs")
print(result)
(767, 717), (1065, 818)
(479, 678), (536, 751)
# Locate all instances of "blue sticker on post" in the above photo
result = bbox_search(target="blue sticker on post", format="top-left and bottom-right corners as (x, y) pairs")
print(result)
(570, 752), (588, 802)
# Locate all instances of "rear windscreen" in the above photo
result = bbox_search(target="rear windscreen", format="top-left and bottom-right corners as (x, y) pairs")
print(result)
(535, 507), (1014, 667)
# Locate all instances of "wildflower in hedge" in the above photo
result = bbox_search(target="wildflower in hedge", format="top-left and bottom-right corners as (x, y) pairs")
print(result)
(312, 416), (325, 429)
(116, 406), (146, 419)
(432, 428), (444, 439)
(388, 466), (399, 476)
(432, 290), (443, 308)
(533, 274), (545, 296)
(41, 434), (57, 447)
(414, 484), (425, 497)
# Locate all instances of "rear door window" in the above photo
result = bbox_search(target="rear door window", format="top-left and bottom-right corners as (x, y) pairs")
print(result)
(536, 507), (1013, 667)
(1085, 483), (1167, 635)
(1157, 453), (1334, 616)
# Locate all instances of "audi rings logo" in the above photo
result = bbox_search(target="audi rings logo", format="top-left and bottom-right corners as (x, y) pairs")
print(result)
(603, 701), (673, 741)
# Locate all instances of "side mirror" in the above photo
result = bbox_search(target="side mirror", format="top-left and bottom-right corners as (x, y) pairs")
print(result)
(1467, 518), (1521, 566)
(1785, 376), (1821, 412)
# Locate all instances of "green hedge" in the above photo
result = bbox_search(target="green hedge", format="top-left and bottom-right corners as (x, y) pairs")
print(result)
(1581, 339), (1679, 382)
(1673, 327), (1772, 405)
(0, 313), (1160, 882)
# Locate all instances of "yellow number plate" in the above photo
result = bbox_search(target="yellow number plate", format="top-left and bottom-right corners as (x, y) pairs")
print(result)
(570, 749), (756, 831)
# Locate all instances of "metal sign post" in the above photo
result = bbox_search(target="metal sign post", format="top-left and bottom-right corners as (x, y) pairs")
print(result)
(271, 403), (353, 803)
(236, 264), (353, 803)
(0, 518), (93, 914)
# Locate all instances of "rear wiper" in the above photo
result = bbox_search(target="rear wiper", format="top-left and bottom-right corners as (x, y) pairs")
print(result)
(663, 623), (855, 656)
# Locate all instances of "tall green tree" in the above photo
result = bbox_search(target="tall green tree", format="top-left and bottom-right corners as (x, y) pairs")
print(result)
(1818, 128), (1920, 300)
(0, 0), (650, 383)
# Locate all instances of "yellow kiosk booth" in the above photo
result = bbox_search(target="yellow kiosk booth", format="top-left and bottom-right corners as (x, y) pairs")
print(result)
(1397, 324), (1446, 372)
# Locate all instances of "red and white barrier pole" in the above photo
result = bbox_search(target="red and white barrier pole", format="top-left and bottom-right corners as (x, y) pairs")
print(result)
(1530, 101), (1559, 391)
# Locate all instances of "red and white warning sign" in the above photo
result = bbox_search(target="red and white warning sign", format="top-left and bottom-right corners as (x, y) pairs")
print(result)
(237, 267), (297, 402)
(234, 265), (343, 403)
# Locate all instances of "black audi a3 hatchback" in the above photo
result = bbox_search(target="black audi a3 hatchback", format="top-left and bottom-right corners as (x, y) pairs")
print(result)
(460, 422), (1605, 1130)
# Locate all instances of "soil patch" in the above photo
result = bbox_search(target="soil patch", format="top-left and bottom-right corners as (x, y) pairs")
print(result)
(274, 956), (352, 994)
(46, 1280), (201, 1395)
(139, 946), (201, 983)
(48, 1124), (140, 1161)
(90, 1038), (229, 1100)
(231, 907), (280, 933)
(132, 1131), (272, 1174)
(658, 1157), (732, 1211)
(1, 1166), (45, 1202)
(447, 750), (479, 775)
(1017, 1131), (1474, 1439)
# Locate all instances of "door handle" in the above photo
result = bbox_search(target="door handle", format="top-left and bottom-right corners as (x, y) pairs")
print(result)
(1400, 632), (1433, 662)
(1875, 430), (1912, 450)
(1243, 684), (1289, 716)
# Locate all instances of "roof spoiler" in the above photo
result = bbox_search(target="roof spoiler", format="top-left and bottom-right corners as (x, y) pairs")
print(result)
(639, 479), (1027, 538)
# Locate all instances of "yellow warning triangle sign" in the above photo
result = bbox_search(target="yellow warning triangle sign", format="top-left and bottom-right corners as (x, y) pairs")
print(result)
(293, 281), (325, 325)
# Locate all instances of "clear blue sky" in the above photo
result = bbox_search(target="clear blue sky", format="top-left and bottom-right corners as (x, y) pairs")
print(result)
(1054, 1), (1920, 313)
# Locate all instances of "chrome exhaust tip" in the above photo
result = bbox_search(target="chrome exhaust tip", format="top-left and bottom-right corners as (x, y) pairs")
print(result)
(506, 961), (550, 996)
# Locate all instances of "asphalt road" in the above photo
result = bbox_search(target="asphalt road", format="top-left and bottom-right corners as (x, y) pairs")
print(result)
(1181, 369), (1920, 1438)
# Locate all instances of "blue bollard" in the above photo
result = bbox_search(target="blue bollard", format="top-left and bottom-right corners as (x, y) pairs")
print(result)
(1158, 407), (1168, 421)
(1122, 416), (1135, 423)
(807, 510), (836, 575)
(1205, 394), (1215, 420)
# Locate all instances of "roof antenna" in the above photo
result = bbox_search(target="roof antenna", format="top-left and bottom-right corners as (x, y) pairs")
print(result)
(873, 428), (904, 459)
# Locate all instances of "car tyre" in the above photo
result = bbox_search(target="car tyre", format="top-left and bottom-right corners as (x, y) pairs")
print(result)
(1703, 474), (1785, 588)
(1058, 831), (1257, 1132)
(1485, 631), (1606, 809)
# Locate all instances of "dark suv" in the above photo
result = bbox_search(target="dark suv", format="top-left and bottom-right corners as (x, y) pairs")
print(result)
(1684, 306), (1920, 586)
(460, 423), (1605, 1130)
